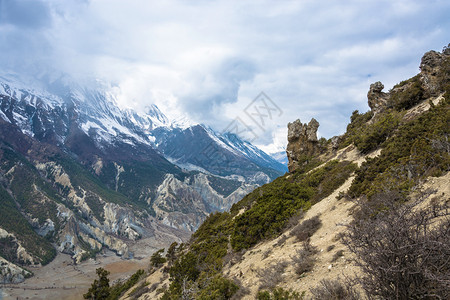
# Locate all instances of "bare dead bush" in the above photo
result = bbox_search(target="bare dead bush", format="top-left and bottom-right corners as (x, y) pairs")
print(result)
(223, 250), (244, 267)
(257, 261), (288, 290)
(343, 190), (450, 299)
(310, 279), (360, 300)
(230, 278), (250, 300)
(291, 240), (318, 275)
(331, 250), (344, 262)
(262, 248), (271, 260)
(275, 234), (288, 247)
(149, 282), (159, 293)
(155, 283), (167, 295)
(130, 282), (150, 300)
(285, 211), (305, 229)
(289, 215), (322, 242)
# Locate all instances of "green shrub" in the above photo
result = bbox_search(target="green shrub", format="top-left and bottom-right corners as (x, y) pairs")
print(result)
(196, 274), (239, 300)
(150, 249), (167, 268)
(166, 242), (178, 264)
(339, 110), (373, 149)
(389, 75), (427, 110)
(339, 109), (404, 154)
(166, 252), (200, 295)
(84, 268), (110, 299)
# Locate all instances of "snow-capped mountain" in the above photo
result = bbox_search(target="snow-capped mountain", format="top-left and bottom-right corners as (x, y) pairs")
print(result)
(152, 125), (287, 184)
(0, 73), (285, 180)
(0, 72), (285, 279)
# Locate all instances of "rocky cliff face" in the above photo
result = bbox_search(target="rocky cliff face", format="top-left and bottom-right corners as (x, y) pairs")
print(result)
(286, 118), (321, 172)
(152, 173), (257, 231)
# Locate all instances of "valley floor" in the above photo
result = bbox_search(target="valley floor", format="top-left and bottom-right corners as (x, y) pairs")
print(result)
(0, 235), (174, 300)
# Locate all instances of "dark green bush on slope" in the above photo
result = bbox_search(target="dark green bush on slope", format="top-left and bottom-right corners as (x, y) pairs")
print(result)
(340, 109), (403, 154)
(150, 249), (167, 267)
(83, 268), (145, 300)
(389, 75), (428, 110)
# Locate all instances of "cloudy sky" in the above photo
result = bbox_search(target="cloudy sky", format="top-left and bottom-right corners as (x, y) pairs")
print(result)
(0, 0), (449, 153)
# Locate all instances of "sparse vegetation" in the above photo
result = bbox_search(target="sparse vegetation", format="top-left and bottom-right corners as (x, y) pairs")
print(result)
(291, 240), (318, 276)
(343, 191), (450, 299)
(310, 279), (360, 300)
(128, 281), (150, 299)
(275, 234), (288, 247)
(207, 175), (243, 197)
(0, 185), (56, 265)
(289, 215), (322, 242)
(231, 160), (356, 251)
(108, 269), (145, 299)
(156, 158), (356, 299)
(257, 262), (288, 290)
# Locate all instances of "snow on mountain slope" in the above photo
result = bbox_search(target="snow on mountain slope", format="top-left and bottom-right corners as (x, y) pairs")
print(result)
(0, 73), (284, 180)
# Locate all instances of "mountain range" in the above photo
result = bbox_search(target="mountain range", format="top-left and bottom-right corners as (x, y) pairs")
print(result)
(0, 73), (286, 283)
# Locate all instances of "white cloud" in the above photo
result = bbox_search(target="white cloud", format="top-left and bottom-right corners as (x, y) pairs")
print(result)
(1, 0), (449, 152)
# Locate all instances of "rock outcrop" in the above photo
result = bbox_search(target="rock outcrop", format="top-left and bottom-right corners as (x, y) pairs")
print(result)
(286, 118), (321, 172)
(367, 81), (389, 113)
(420, 47), (449, 95)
